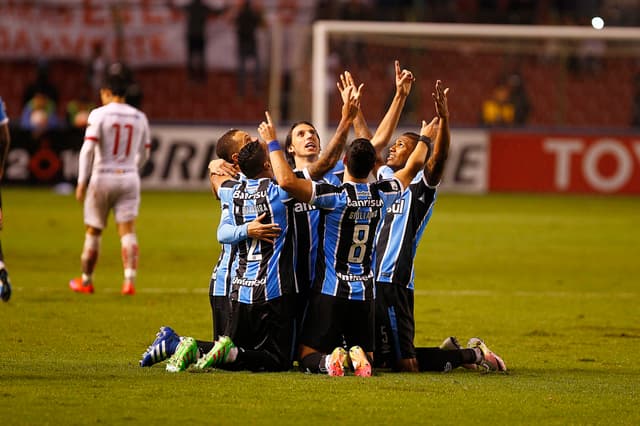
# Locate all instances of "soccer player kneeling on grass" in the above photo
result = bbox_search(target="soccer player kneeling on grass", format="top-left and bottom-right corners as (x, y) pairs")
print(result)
(262, 105), (429, 377)
(166, 140), (298, 372)
(371, 79), (506, 372)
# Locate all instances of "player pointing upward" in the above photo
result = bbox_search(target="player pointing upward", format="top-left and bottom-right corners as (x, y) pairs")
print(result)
(70, 64), (151, 295)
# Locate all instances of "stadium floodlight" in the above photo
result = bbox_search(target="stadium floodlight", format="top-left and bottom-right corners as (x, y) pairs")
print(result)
(311, 20), (640, 141)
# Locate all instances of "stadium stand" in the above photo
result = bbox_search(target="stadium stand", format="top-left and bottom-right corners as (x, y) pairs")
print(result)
(1, 47), (636, 129)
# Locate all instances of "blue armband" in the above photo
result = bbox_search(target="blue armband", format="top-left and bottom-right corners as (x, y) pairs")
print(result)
(268, 140), (281, 152)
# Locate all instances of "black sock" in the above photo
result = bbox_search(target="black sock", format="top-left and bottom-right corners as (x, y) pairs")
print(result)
(300, 352), (325, 374)
(196, 339), (214, 354)
(235, 347), (288, 372)
(461, 348), (479, 364)
(415, 347), (464, 372)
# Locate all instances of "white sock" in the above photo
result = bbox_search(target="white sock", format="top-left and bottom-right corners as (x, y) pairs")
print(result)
(81, 233), (101, 282)
(120, 233), (138, 283)
(473, 347), (483, 363)
(227, 347), (238, 363)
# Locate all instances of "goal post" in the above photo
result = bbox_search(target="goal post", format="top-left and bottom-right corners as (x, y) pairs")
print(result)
(311, 20), (640, 141)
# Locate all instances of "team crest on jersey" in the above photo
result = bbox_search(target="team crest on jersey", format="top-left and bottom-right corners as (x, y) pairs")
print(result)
(293, 202), (317, 213)
(390, 181), (399, 191)
(387, 199), (405, 214)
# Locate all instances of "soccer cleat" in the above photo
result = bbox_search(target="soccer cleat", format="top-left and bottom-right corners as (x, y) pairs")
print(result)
(166, 337), (198, 372)
(326, 347), (347, 377)
(69, 277), (94, 294)
(121, 281), (135, 296)
(468, 337), (507, 372)
(140, 326), (181, 367)
(440, 336), (478, 370)
(348, 346), (372, 377)
(194, 336), (236, 369)
(0, 268), (11, 302)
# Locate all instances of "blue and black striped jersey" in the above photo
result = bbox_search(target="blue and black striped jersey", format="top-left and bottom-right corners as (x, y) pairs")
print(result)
(290, 166), (342, 291)
(210, 204), (239, 297)
(218, 178), (296, 304)
(211, 178), (242, 298)
(310, 178), (403, 301)
(375, 166), (438, 290)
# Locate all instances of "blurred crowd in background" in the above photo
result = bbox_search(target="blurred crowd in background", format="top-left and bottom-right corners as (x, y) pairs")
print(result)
(1, 0), (639, 130)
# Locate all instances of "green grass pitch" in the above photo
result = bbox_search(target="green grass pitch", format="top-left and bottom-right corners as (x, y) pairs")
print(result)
(0, 187), (638, 425)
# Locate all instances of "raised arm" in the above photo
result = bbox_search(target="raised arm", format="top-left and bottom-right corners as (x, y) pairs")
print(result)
(307, 82), (362, 180)
(259, 112), (313, 203)
(393, 117), (438, 190)
(424, 80), (450, 185)
(339, 71), (372, 140)
(371, 60), (414, 154)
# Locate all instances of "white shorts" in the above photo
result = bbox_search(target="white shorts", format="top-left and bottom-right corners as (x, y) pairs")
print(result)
(84, 172), (141, 229)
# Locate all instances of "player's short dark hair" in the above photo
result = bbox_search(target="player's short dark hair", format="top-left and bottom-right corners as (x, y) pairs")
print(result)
(345, 138), (376, 179)
(284, 121), (319, 168)
(401, 131), (433, 155)
(103, 63), (130, 97)
(216, 129), (240, 162)
(237, 140), (267, 178)
(402, 132), (419, 145)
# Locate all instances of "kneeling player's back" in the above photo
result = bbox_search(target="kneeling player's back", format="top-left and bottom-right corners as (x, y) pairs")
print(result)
(310, 179), (402, 300)
(218, 178), (295, 303)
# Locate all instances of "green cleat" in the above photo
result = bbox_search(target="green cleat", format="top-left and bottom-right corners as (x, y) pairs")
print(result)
(194, 336), (236, 369)
(166, 337), (198, 373)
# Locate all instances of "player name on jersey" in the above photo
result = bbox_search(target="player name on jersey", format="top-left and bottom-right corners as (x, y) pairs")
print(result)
(348, 210), (379, 220)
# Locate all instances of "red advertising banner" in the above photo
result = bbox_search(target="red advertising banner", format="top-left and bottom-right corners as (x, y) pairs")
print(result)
(489, 132), (640, 194)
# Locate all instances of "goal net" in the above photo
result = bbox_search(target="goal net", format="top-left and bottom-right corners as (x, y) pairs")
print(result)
(311, 21), (640, 138)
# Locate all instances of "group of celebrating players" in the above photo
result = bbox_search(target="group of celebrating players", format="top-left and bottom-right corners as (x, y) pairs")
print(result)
(69, 59), (506, 376)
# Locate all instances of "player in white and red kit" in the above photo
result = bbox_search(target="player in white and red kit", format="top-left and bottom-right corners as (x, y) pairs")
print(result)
(70, 64), (151, 295)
